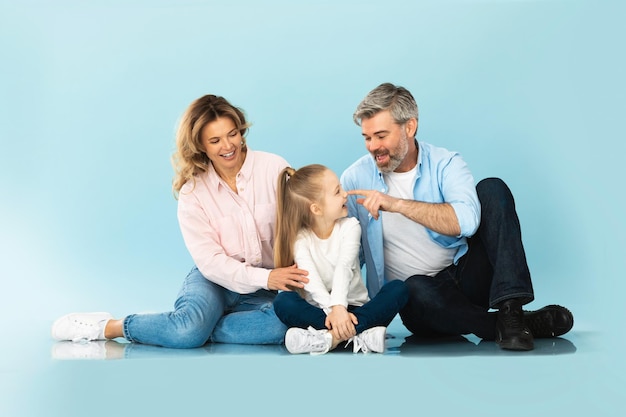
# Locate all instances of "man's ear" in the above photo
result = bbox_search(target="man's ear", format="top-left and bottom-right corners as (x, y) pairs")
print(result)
(405, 117), (418, 138)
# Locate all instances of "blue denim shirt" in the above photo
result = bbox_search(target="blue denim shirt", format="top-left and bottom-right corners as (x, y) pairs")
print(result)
(340, 140), (481, 296)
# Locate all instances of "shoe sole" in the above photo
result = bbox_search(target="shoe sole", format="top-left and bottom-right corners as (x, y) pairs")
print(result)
(524, 305), (574, 338)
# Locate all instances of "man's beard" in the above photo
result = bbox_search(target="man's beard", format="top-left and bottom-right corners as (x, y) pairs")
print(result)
(373, 135), (409, 173)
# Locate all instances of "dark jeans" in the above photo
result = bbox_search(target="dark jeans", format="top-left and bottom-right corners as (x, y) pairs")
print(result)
(399, 178), (534, 340)
(274, 279), (408, 334)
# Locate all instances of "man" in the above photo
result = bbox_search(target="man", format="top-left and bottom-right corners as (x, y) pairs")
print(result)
(340, 82), (573, 350)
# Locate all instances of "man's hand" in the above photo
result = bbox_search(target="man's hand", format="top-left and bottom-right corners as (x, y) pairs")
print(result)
(348, 188), (461, 235)
(325, 305), (358, 341)
(267, 264), (309, 291)
(348, 189), (399, 220)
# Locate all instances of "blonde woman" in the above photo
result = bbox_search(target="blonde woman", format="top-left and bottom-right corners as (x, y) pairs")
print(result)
(51, 95), (309, 349)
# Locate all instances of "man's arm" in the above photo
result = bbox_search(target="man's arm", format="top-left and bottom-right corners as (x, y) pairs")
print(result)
(348, 189), (461, 237)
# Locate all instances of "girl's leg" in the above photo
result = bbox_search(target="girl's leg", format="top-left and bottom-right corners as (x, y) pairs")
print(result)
(122, 266), (227, 349)
(351, 279), (409, 334)
(272, 291), (327, 330)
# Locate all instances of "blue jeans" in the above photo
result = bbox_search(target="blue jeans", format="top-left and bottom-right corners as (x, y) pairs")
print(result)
(273, 280), (408, 334)
(400, 178), (535, 340)
(122, 267), (287, 348)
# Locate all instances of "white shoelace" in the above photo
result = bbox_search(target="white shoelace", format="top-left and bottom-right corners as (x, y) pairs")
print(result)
(70, 319), (107, 342)
(345, 334), (369, 353)
(303, 327), (331, 355)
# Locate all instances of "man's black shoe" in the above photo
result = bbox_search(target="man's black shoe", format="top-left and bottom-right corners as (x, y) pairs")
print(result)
(524, 305), (574, 338)
(495, 299), (534, 351)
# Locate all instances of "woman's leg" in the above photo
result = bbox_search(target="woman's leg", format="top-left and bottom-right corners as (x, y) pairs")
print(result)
(122, 266), (227, 349)
(210, 289), (288, 345)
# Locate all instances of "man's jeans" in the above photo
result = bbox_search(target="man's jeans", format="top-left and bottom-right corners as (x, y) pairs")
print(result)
(122, 266), (287, 348)
(400, 178), (534, 340)
(274, 279), (408, 334)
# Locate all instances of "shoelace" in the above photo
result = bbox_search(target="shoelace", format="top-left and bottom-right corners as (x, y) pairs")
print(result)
(345, 334), (369, 353)
(501, 307), (529, 334)
(70, 319), (106, 342)
(304, 327), (331, 355)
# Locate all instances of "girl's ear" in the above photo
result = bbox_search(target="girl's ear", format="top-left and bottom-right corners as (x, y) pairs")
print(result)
(310, 202), (322, 216)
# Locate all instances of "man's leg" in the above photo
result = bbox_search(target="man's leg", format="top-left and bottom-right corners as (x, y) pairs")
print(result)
(400, 269), (497, 340)
(460, 177), (572, 350)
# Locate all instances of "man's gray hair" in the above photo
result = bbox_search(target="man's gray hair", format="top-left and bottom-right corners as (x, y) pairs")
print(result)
(353, 82), (419, 126)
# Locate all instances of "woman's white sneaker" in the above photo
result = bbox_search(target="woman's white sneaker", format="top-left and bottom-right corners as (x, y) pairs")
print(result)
(285, 326), (333, 355)
(51, 312), (113, 342)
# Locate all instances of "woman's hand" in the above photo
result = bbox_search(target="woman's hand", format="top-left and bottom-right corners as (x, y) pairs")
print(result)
(267, 264), (309, 291)
(325, 305), (358, 341)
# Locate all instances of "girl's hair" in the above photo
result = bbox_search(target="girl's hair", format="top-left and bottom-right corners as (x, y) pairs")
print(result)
(171, 94), (251, 197)
(274, 164), (329, 268)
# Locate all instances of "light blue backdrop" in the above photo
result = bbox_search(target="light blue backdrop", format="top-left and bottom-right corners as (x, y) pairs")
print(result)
(1, 0), (624, 416)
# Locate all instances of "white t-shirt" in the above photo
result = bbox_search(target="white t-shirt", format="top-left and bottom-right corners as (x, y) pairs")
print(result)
(293, 217), (369, 314)
(382, 167), (456, 280)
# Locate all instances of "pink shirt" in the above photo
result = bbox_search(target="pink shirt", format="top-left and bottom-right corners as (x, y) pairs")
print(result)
(177, 149), (289, 294)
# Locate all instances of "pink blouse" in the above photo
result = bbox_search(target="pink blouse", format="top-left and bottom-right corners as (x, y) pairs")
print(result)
(177, 149), (289, 294)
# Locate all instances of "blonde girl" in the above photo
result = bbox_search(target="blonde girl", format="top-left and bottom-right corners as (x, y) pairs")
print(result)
(273, 164), (408, 354)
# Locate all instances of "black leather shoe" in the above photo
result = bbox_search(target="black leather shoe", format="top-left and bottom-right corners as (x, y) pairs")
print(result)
(496, 299), (534, 351)
(524, 305), (574, 338)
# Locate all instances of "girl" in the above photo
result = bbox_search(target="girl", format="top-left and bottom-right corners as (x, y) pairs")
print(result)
(273, 164), (408, 354)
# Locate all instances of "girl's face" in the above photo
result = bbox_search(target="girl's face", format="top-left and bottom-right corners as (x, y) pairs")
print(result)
(317, 169), (348, 222)
(200, 116), (246, 175)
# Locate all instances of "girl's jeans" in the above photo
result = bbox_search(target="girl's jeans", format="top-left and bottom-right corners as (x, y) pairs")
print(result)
(273, 279), (408, 334)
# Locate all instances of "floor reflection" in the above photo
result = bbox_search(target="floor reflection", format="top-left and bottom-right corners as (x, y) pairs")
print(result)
(51, 339), (289, 360)
(51, 332), (576, 360)
(387, 333), (577, 357)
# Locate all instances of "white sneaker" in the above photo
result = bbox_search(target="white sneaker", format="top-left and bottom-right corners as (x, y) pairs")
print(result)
(348, 326), (386, 353)
(285, 326), (333, 355)
(51, 312), (113, 342)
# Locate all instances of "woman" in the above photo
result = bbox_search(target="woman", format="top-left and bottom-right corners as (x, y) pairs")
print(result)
(51, 95), (309, 349)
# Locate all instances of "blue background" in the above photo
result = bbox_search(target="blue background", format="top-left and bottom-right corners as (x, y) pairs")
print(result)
(1, 0), (624, 416)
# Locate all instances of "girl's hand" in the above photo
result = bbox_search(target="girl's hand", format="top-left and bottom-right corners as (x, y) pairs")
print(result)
(267, 265), (309, 291)
(325, 305), (357, 341)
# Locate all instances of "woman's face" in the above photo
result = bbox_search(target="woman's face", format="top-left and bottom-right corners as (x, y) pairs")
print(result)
(200, 117), (246, 175)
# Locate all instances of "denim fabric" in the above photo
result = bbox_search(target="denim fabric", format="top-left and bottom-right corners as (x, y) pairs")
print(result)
(399, 178), (534, 340)
(274, 279), (408, 334)
(122, 266), (287, 348)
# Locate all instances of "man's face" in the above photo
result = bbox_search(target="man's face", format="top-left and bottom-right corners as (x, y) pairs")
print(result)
(360, 110), (414, 173)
